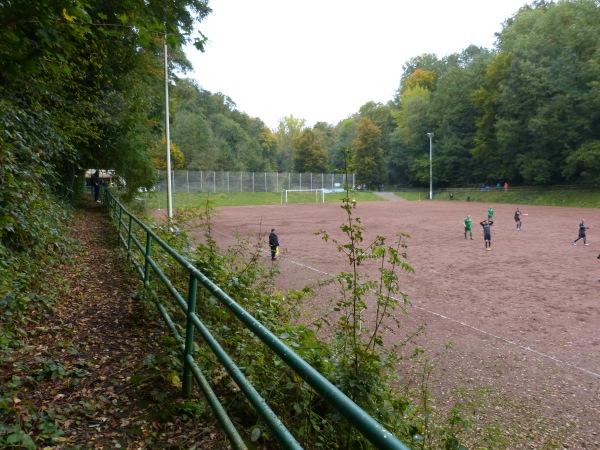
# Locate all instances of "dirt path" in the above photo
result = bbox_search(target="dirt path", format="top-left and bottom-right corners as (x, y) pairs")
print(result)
(7, 197), (222, 449)
(374, 191), (406, 201)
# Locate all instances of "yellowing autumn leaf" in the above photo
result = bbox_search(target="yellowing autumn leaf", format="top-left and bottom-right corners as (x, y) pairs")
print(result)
(167, 372), (182, 388)
(63, 8), (76, 22)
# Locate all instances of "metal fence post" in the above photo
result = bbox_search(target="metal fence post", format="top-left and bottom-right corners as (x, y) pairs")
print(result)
(183, 274), (198, 397)
(143, 234), (152, 285)
(118, 204), (124, 244)
(127, 215), (133, 254)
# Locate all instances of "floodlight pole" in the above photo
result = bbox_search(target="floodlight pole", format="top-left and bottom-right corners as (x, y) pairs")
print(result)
(427, 132), (434, 200)
(164, 33), (173, 219)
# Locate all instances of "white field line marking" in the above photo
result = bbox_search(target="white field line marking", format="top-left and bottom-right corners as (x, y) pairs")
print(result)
(217, 231), (600, 379)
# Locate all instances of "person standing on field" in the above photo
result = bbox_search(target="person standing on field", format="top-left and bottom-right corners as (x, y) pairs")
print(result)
(514, 208), (523, 230)
(487, 206), (494, 221)
(268, 229), (279, 261)
(480, 219), (494, 250)
(573, 219), (589, 246)
(463, 214), (473, 240)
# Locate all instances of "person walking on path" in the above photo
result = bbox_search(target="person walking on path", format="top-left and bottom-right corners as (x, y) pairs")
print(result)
(573, 219), (589, 246)
(480, 219), (494, 250)
(269, 229), (279, 261)
(597, 253), (600, 282)
(463, 214), (473, 240)
(91, 170), (101, 203)
(487, 206), (494, 221)
(514, 208), (523, 230)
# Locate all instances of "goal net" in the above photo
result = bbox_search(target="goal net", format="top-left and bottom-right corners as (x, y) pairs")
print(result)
(282, 189), (325, 204)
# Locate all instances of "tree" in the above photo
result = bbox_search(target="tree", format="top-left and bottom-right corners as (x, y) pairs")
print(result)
(563, 140), (600, 183)
(329, 119), (357, 171)
(471, 52), (516, 182)
(257, 126), (279, 172)
(276, 115), (306, 171)
(171, 110), (217, 169)
(0, 0), (212, 200)
(149, 137), (185, 170)
(292, 129), (329, 173)
(429, 47), (493, 186)
(493, 0), (600, 184)
(395, 53), (441, 102)
(351, 118), (385, 189)
(389, 87), (432, 186)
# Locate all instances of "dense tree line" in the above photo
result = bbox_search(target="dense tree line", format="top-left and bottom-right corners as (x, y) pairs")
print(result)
(168, 0), (600, 189)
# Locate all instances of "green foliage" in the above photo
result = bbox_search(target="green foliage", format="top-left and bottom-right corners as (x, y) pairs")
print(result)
(315, 149), (419, 445)
(490, 0), (600, 185)
(563, 140), (600, 183)
(0, 2), (213, 443)
(292, 129), (329, 173)
(276, 115), (308, 171)
(0, 0), (212, 204)
(0, 100), (74, 367)
(352, 119), (386, 189)
(170, 80), (275, 172)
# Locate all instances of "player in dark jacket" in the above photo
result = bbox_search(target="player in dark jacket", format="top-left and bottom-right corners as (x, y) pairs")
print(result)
(480, 219), (494, 250)
(91, 170), (101, 202)
(514, 208), (522, 230)
(573, 219), (589, 246)
(268, 229), (279, 261)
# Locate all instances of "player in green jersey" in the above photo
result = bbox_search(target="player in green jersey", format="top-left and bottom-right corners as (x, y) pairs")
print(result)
(463, 214), (473, 240)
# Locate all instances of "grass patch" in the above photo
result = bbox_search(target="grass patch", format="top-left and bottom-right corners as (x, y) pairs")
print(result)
(140, 189), (599, 209)
(395, 189), (600, 208)
(141, 191), (384, 209)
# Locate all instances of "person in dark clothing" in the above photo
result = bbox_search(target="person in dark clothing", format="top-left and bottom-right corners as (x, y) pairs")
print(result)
(573, 219), (589, 246)
(268, 229), (279, 261)
(514, 208), (522, 230)
(91, 170), (101, 202)
(480, 219), (494, 250)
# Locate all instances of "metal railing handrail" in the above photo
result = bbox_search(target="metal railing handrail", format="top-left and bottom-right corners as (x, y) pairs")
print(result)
(101, 188), (410, 450)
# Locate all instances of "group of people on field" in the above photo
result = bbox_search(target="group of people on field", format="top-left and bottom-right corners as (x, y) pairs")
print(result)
(462, 206), (498, 251)
(463, 206), (591, 248)
(463, 207), (599, 280)
(268, 206), (599, 281)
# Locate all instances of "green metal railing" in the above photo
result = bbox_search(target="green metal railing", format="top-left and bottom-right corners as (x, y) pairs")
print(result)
(101, 188), (410, 450)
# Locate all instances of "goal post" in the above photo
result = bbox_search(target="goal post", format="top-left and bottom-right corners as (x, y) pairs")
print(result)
(283, 189), (325, 204)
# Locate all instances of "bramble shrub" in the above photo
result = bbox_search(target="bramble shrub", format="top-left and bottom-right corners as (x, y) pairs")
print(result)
(0, 98), (77, 448)
(128, 152), (473, 448)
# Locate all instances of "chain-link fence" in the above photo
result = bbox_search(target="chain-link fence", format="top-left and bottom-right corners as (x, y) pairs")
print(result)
(156, 171), (356, 193)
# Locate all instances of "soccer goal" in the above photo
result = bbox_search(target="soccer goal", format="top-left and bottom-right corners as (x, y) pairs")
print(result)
(282, 189), (325, 204)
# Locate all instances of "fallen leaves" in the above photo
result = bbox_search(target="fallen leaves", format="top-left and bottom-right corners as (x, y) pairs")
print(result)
(4, 200), (225, 449)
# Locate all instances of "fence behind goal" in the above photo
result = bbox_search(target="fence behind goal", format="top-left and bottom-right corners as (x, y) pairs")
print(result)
(156, 170), (355, 193)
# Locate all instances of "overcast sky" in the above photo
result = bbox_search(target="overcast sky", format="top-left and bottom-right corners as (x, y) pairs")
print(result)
(183, 0), (531, 130)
